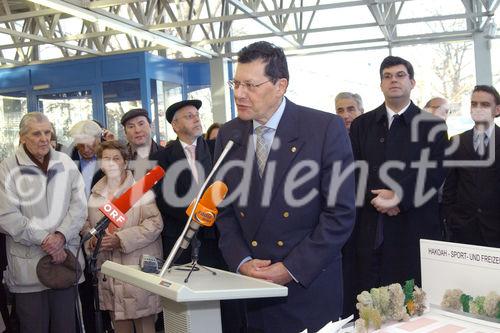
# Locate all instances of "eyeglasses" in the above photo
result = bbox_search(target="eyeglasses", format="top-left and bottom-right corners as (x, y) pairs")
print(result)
(173, 112), (200, 121)
(382, 71), (409, 80)
(227, 79), (272, 91)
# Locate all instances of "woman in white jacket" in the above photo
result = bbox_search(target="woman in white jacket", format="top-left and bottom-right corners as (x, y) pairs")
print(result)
(82, 140), (163, 333)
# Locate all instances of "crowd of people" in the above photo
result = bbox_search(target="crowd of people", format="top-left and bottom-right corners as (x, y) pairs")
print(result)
(0, 40), (499, 333)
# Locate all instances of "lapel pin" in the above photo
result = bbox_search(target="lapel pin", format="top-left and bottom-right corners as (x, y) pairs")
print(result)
(291, 146), (297, 153)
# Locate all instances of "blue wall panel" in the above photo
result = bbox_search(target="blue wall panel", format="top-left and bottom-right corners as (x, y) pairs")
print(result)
(183, 61), (211, 89)
(146, 53), (183, 84)
(101, 54), (143, 79)
(0, 67), (29, 90)
(31, 60), (97, 87)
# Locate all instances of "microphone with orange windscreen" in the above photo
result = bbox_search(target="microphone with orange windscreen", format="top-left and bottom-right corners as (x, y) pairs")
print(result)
(162, 181), (228, 270)
(181, 181), (228, 250)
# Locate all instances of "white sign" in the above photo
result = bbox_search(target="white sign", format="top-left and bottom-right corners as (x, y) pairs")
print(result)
(420, 239), (500, 307)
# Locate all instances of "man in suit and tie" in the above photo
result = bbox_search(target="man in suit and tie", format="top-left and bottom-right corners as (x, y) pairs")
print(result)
(153, 100), (225, 268)
(443, 85), (500, 247)
(349, 56), (447, 298)
(214, 41), (356, 332)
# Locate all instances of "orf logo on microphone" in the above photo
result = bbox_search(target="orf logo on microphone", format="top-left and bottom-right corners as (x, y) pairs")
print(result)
(195, 210), (216, 227)
(99, 202), (127, 230)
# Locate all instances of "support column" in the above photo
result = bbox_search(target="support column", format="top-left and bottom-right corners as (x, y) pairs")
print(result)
(209, 57), (233, 123)
(473, 30), (493, 85)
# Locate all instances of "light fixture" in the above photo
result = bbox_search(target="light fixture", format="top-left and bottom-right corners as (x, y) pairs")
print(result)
(26, 0), (214, 58)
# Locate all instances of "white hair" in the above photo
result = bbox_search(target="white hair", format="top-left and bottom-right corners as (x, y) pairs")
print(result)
(335, 92), (364, 112)
(19, 112), (50, 136)
(69, 120), (102, 140)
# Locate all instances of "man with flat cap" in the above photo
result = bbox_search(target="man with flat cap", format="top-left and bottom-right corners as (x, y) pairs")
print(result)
(155, 100), (242, 332)
(152, 100), (225, 267)
(121, 108), (159, 178)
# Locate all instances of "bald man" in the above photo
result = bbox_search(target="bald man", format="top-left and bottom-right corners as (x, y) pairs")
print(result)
(424, 97), (450, 121)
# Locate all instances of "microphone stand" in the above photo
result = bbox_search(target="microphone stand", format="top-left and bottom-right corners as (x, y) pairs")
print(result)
(183, 235), (217, 283)
(159, 140), (234, 278)
(89, 230), (105, 333)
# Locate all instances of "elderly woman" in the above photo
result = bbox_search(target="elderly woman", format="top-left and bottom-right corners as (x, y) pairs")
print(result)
(83, 140), (162, 333)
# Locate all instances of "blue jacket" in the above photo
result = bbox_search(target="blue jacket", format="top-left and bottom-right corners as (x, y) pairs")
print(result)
(214, 99), (356, 332)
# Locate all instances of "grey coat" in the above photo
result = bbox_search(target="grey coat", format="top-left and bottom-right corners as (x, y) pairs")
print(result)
(0, 146), (87, 293)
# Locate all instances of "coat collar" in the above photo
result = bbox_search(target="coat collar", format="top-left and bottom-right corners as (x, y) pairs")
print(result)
(374, 101), (420, 126)
(15, 145), (61, 170)
(91, 170), (135, 199)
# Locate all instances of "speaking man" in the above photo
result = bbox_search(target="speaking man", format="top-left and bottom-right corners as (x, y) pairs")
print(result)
(214, 41), (356, 332)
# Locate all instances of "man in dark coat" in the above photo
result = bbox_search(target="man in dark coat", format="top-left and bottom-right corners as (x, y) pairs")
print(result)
(152, 100), (225, 268)
(348, 56), (448, 300)
(443, 85), (500, 247)
(214, 41), (356, 332)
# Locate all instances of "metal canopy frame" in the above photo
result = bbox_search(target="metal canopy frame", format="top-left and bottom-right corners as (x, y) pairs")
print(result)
(0, 0), (498, 66)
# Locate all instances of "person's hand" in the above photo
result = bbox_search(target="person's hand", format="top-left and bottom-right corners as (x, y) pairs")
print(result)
(370, 189), (400, 214)
(51, 248), (67, 264)
(386, 206), (401, 216)
(100, 232), (121, 251)
(41, 233), (65, 255)
(239, 259), (272, 278)
(102, 129), (115, 141)
(87, 236), (97, 251)
(252, 262), (293, 285)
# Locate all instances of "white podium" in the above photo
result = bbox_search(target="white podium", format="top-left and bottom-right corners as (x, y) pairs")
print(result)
(101, 261), (288, 333)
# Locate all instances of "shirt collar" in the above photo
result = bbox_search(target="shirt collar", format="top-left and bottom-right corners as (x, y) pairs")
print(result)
(253, 98), (286, 132)
(386, 101), (411, 121)
(180, 137), (198, 149)
(78, 152), (96, 164)
(473, 124), (495, 139)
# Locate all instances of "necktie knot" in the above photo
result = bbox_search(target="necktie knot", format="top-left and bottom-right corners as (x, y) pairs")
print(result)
(255, 125), (271, 137)
(389, 114), (400, 130)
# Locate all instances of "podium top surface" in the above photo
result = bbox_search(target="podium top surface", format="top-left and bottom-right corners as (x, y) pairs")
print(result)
(101, 261), (288, 302)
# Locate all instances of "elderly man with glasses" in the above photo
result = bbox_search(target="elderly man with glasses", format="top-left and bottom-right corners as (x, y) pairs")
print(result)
(214, 41), (355, 332)
(152, 100), (225, 268)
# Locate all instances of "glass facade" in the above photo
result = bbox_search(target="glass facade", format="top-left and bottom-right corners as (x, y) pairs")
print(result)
(103, 79), (142, 141)
(38, 90), (93, 146)
(0, 91), (27, 161)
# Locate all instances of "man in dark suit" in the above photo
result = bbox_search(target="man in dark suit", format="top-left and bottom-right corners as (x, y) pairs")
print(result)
(214, 41), (356, 332)
(443, 85), (500, 247)
(349, 56), (447, 298)
(153, 100), (225, 268)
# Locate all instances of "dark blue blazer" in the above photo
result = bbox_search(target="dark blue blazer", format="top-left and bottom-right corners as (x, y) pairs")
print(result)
(214, 99), (356, 332)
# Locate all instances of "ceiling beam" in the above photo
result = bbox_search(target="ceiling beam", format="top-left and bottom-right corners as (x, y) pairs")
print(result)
(227, 0), (300, 47)
(0, 26), (102, 55)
